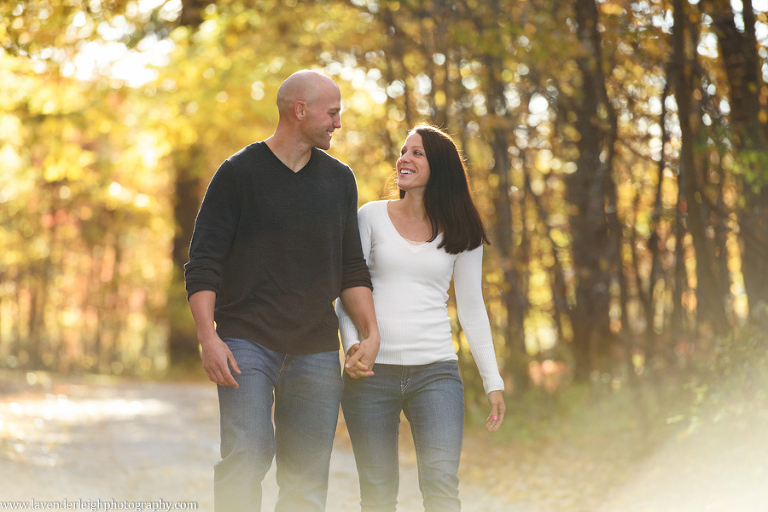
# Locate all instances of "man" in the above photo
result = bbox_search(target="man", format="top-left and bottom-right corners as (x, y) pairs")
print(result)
(184, 70), (379, 512)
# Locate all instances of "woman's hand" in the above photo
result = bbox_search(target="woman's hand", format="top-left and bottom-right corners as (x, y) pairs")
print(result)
(485, 390), (506, 432)
(344, 343), (376, 379)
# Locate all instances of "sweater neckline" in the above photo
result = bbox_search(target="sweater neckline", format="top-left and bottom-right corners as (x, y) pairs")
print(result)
(260, 142), (315, 176)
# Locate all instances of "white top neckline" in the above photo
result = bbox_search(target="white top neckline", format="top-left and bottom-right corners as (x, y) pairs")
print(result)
(382, 200), (441, 251)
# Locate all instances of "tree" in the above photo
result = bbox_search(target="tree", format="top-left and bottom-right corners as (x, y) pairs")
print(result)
(703, 0), (768, 314)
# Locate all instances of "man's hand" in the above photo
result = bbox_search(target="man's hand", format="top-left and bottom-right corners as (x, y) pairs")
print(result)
(200, 334), (241, 387)
(344, 334), (380, 379)
(339, 286), (380, 379)
(189, 290), (240, 387)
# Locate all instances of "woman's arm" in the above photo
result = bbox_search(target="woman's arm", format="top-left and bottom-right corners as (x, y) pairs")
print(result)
(453, 245), (506, 429)
(453, 245), (505, 393)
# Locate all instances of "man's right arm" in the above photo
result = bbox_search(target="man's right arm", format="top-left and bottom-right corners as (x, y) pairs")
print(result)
(189, 290), (240, 387)
(185, 161), (242, 387)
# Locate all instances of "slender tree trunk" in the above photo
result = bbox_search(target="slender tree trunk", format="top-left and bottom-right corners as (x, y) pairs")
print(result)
(109, 240), (125, 371)
(85, 243), (101, 370)
(12, 278), (22, 363)
(671, 0), (731, 334)
(627, 191), (644, 377)
(27, 273), (43, 368)
(526, 173), (569, 346)
(381, 7), (413, 130)
(490, 125), (529, 391)
(168, 146), (204, 367)
(568, 0), (613, 381)
(480, 50), (530, 391)
(636, 75), (672, 370)
(605, 163), (623, 373)
(670, 183), (688, 342)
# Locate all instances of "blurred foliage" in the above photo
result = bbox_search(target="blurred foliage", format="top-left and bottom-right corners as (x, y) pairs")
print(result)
(1, 0), (767, 402)
(684, 304), (768, 426)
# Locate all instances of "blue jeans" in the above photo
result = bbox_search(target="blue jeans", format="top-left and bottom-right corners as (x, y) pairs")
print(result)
(215, 338), (343, 512)
(342, 361), (464, 512)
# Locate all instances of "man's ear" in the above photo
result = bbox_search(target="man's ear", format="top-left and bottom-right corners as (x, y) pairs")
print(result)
(294, 101), (307, 120)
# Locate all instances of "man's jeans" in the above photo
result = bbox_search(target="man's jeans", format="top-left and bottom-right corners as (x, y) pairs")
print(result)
(342, 361), (464, 512)
(214, 338), (343, 512)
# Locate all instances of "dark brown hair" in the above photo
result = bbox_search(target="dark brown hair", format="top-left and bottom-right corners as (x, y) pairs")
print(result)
(399, 124), (489, 254)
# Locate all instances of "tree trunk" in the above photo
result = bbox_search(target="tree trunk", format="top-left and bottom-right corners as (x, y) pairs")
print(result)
(489, 125), (529, 391)
(640, 75), (672, 370)
(671, 0), (731, 333)
(704, 0), (768, 312)
(168, 146), (204, 368)
(481, 50), (531, 391)
(568, 0), (613, 381)
(26, 273), (43, 368)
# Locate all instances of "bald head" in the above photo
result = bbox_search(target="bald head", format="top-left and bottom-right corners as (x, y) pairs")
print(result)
(276, 70), (339, 115)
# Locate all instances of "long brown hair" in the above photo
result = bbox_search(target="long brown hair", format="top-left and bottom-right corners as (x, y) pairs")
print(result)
(399, 124), (489, 254)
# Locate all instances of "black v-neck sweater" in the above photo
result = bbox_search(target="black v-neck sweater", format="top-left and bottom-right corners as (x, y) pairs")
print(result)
(185, 142), (371, 355)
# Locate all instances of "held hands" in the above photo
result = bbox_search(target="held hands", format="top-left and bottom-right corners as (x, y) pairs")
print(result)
(485, 390), (506, 432)
(200, 334), (241, 388)
(344, 334), (380, 379)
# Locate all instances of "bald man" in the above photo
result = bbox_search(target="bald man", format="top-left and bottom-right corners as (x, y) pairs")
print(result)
(185, 70), (379, 512)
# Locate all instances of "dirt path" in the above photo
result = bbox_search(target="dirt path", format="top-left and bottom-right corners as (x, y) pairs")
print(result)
(2, 373), (767, 511)
(596, 405), (768, 512)
(0, 375), (522, 511)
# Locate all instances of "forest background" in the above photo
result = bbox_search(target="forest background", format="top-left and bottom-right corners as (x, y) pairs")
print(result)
(2, 0), (768, 422)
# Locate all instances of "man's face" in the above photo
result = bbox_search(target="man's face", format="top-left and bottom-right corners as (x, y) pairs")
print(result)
(303, 85), (342, 150)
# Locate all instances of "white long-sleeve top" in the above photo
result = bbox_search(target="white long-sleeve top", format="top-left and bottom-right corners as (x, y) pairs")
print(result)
(337, 200), (504, 394)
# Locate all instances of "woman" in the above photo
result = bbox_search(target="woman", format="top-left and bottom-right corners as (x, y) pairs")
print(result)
(337, 124), (506, 511)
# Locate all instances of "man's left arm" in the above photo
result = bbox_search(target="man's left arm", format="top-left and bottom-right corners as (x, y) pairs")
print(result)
(338, 170), (379, 378)
(339, 286), (379, 378)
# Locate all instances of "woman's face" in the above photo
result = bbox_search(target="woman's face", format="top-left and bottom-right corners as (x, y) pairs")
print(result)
(396, 132), (431, 194)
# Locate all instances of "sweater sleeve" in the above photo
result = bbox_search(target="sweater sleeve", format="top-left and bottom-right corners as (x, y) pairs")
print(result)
(184, 160), (241, 299)
(336, 203), (373, 354)
(339, 171), (372, 291)
(453, 244), (505, 394)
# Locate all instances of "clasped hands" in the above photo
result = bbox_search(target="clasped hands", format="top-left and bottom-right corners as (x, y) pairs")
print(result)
(344, 335), (380, 379)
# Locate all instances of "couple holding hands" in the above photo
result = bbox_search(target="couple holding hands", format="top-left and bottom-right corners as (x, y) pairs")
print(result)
(185, 70), (505, 512)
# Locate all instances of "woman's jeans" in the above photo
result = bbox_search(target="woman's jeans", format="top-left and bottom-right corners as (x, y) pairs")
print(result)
(214, 338), (343, 512)
(342, 361), (464, 512)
